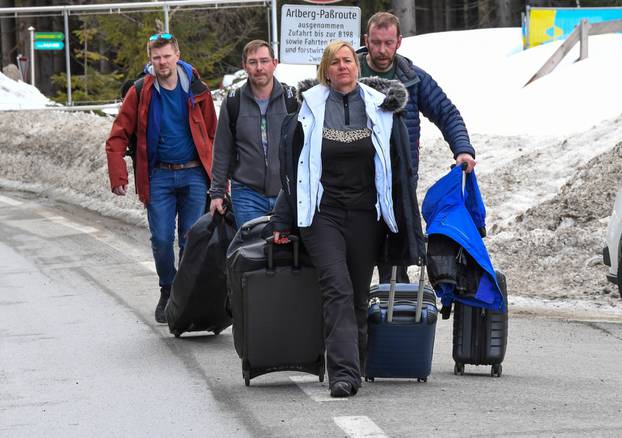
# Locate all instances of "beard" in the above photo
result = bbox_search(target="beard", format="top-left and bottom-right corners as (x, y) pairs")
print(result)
(155, 67), (174, 81)
(368, 53), (393, 72)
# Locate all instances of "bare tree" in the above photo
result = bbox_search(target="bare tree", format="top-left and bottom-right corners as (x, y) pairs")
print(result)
(495, 0), (512, 26)
(392, 0), (416, 36)
(431, 0), (445, 32)
(0, 0), (16, 66)
(479, 0), (495, 28)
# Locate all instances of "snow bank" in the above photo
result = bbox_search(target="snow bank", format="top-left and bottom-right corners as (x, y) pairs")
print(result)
(0, 72), (58, 110)
(401, 29), (622, 137)
(0, 111), (147, 226)
(1, 28), (622, 313)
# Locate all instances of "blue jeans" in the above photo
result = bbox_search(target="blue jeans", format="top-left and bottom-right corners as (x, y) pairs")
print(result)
(147, 167), (208, 289)
(230, 180), (276, 229)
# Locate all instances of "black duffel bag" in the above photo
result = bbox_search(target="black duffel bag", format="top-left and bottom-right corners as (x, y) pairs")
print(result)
(165, 207), (237, 337)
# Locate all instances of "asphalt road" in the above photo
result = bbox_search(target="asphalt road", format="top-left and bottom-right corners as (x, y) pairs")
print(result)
(2, 189), (622, 438)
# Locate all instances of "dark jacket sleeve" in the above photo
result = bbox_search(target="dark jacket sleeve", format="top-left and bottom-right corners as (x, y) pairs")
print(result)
(270, 189), (294, 233)
(387, 115), (426, 266)
(209, 96), (235, 199)
(415, 66), (475, 159)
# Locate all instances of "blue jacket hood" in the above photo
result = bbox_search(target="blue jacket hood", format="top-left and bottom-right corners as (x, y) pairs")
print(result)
(422, 166), (506, 312)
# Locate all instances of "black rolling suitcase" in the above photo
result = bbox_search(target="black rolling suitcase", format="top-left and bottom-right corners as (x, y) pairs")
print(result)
(227, 227), (324, 386)
(165, 210), (236, 337)
(452, 270), (508, 377)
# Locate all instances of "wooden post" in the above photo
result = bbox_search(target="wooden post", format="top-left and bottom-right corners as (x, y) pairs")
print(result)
(525, 19), (622, 86)
(579, 19), (589, 61)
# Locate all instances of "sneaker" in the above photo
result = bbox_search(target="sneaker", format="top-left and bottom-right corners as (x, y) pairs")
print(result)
(155, 288), (170, 323)
(330, 381), (356, 398)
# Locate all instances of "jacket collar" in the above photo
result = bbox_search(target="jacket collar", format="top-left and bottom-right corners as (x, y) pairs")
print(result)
(145, 60), (192, 93)
(356, 48), (420, 88)
(296, 76), (408, 113)
(144, 60), (208, 103)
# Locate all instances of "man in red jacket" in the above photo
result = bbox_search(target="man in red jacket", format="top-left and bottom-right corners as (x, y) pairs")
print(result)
(105, 33), (217, 323)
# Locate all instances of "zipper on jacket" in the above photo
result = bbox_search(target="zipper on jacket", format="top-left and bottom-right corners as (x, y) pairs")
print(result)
(440, 220), (470, 241)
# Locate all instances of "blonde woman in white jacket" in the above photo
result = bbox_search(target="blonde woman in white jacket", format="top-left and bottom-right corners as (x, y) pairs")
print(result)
(272, 40), (424, 398)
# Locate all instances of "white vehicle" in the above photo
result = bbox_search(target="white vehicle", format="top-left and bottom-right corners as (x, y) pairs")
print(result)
(604, 186), (622, 297)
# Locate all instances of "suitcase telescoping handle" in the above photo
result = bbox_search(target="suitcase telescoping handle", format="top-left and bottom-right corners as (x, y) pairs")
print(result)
(265, 235), (300, 270)
(451, 161), (468, 194)
(386, 266), (397, 322)
(386, 262), (427, 324)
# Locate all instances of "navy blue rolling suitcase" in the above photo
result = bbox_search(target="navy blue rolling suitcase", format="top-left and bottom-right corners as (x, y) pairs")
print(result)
(365, 265), (438, 382)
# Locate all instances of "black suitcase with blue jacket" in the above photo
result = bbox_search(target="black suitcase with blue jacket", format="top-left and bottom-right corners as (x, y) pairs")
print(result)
(365, 264), (438, 382)
(452, 270), (508, 377)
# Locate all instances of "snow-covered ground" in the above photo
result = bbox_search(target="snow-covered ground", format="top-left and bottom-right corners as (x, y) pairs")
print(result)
(1, 27), (622, 316)
(0, 71), (57, 110)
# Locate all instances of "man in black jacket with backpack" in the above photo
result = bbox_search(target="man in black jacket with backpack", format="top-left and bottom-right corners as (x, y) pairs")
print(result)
(209, 39), (297, 228)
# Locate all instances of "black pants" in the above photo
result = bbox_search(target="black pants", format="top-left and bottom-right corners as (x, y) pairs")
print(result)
(300, 206), (384, 389)
(377, 263), (410, 283)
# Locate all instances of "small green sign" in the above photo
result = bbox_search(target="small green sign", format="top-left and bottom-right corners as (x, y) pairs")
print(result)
(34, 32), (64, 41)
(34, 41), (64, 50)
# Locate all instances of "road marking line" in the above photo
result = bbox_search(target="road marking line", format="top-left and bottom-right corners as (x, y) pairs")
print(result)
(140, 261), (157, 273)
(38, 210), (156, 275)
(42, 215), (99, 234)
(0, 195), (23, 206)
(289, 375), (347, 402)
(334, 416), (388, 438)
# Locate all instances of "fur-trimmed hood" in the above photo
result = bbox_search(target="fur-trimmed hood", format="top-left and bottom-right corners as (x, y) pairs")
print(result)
(294, 77), (408, 113)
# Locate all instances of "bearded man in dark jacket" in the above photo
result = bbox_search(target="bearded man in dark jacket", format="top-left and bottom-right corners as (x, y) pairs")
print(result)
(358, 12), (476, 283)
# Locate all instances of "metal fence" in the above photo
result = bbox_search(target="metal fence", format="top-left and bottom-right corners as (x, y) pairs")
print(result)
(0, 0), (274, 107)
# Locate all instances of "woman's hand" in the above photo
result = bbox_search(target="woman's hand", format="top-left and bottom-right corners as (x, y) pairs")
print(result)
(273, 231), (291, 245)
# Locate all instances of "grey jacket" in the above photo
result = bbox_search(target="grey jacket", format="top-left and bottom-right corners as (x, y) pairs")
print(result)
(209, 79), (295, 199)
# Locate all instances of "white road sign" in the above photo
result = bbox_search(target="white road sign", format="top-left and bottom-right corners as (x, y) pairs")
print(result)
(280, 4), (361, 65)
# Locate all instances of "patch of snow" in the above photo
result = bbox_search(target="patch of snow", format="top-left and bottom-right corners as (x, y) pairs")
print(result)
(0, 72), (58, 110)
(1, 27), (622, 313)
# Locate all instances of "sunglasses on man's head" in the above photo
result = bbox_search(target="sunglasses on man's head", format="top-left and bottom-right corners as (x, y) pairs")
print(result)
(149, 33), (174, 41)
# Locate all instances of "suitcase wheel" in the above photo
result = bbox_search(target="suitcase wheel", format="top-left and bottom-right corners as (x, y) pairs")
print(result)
(243, 371), (250, 387)
(319, 373), (324, 383)
(364, 377), (375, 383)
(212, 329), (222, 336)
(172, 330), (182, 338)
(417, 377), (427, 383)
(491, 364), (502, 378)
(454, 363), (465, 376)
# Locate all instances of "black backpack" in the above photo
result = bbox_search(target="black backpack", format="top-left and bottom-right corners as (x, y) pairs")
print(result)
(226, 83), (298, 136)
(119, 74), (146, 171)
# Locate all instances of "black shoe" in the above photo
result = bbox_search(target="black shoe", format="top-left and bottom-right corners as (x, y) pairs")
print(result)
(330, 381), (355, 398)
(155, 288), (170, 323)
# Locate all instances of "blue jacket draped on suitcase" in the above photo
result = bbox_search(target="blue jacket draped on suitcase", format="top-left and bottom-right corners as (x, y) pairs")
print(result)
(422, 166), (506, 312)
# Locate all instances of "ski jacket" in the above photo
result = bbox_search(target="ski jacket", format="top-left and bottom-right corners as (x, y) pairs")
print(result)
(271, 77), (426, 267)
(209, 79), (296, 199)
(357, 49), (475, 180)
(422, 165), (506, 312)
(105, 60), (217, 205)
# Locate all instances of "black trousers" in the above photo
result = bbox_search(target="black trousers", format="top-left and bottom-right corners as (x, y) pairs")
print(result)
(300, 206), (384, 389)
(377, 263), (410, 283)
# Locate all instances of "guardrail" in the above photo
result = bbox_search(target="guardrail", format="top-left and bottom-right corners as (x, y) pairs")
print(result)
(525, 18), (622, 86)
